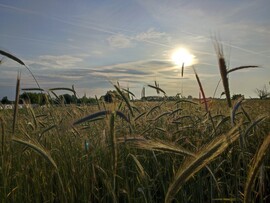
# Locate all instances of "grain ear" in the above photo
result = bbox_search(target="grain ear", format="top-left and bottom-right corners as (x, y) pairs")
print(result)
(213, 40), (232, 108)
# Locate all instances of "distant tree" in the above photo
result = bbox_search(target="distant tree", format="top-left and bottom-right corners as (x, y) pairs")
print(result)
(87, 98), (97, 104)
(255, 85), (270, 99)
(60, 94), (77, 104)
(80, 94), (88, 104)
(232, 94), (244, 100)
(20, 92), (46, 105)
(1, 96), (11, 104)
(104, 91), (114, 103)
(103, 90), (127, 103)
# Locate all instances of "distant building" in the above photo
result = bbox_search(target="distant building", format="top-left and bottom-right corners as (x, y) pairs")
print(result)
(141, 87), (145, 99)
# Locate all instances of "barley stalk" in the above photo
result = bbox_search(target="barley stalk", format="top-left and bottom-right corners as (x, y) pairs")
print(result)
(244, 133), (270, 203)
(165, 124), (240, 203)
(110, 111), (118, 201)
(214, 41), (232, 107)
(12, 72), (21, 135)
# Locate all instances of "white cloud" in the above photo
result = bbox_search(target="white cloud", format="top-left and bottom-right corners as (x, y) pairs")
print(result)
(107, 34), (132, 48)
(27, 55), (83, 69)
(91, 51), (103, 56)
(107, 28), (169, 49)
(135, 28), (167, 41)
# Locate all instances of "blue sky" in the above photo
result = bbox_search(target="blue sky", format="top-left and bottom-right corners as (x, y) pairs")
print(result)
(0, 0), (269, 99)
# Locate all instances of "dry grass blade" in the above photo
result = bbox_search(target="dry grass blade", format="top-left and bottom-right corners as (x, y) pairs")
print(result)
(0, 117), (5, 154)
(146, 104), (161, 117)
(28, 106), (38, 130)
(73, 110), (130, 125)
(12, 137), (57, 169)
(215, 116), (230, 131)
(227, 66), (259, 74)
(117, 136), (146, 143)
(49, 90), (59, 100)
(131, 105), (140, 114)
(231, 97), (244, 125)
(24, 65), (42, 90)
(128, 154), (149, 181)
(173, 115), (193, 122)
(241, 106), (252, 122)
(192, 66), (208, 112)
(152, 112), (171, 121)
(109, 112), (117, 193)
(170, 108), (182, 116)
(244, 133), (270, 203)
(213, 40), (232, 107)
(115, 111), (130, 123)
(213, 78), (222, 98)
(181, 63), (184, 77)
(243, 116), (266, 138)
(49, 87), (76, 95)
(135, 112), (146, 121)
(122, 88), (136, 98)
(130, 139), (195, 157)
(21, 88), (45, 91)
(95, 95), (101, 110)
(114, 85), (134, 117)
(73, 110), (110, 125)
(49, 87), (77, 102)
(0, 49), (25, 65)
(148, 84), (166, 95)
(23, 65), (42, 90)
(155, 80), (160, 94)
(0, 49), (41, 90)
(0, 56), (5, 65)
(39, 125), (57, 140)
(12, 72), (21, 134)
(174, 99), (198, 105)
(165, 125), (241, 203)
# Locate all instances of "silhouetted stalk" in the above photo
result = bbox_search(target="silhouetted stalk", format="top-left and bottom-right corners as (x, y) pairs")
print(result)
(12, 72), (21, 135)
(214, 41), (232, 107)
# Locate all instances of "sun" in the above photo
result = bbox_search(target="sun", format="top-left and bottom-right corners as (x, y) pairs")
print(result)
(171, 48), (195, 66)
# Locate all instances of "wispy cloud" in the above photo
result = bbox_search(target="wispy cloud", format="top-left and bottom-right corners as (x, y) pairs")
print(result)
(26, 55), (84, 69)
(107, 28), (170, 49)
(107, 34), (133, 48)
(135, 28), (168, 41)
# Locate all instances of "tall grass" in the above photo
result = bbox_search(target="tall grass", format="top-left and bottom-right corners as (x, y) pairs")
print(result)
(0, 48), (269, 202)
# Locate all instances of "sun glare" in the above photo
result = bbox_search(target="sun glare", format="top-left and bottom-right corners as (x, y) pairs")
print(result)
(171, 48), (195, 66)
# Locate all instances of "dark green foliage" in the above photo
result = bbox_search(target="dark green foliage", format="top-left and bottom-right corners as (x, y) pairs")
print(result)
(1, 96), (11, 104)
(103, 90), (123, 103)
(20, 92), (47, 105)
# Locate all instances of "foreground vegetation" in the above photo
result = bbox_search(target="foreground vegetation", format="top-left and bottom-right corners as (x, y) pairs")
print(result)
(0, 45), (270, 202)
(0, 97), (270, 202)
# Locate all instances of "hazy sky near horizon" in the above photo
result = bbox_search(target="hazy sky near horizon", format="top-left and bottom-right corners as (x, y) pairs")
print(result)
(0, 0), (269, 99)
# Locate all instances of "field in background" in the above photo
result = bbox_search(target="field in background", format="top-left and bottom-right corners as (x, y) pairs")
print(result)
(0, 97), (269, 202)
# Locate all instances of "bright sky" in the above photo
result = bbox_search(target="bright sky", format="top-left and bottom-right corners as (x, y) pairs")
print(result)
(0, 0), (269, 99)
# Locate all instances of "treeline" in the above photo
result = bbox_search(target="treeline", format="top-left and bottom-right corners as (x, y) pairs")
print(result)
(1, 92), (97, 105)
(1, 90), (130, 105)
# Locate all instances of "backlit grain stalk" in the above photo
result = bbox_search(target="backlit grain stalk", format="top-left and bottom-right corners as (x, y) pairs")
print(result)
(214, 42), (232, 108)
(244, 133), (270, 203)
(12, 72), (21, 134)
